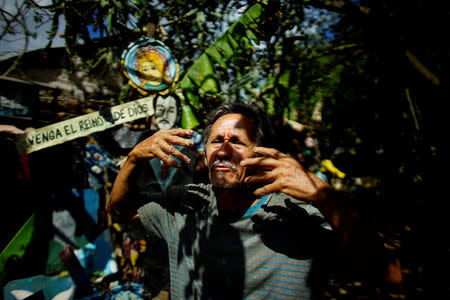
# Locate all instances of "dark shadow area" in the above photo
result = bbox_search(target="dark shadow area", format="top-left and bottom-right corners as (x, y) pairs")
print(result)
(251, 198), (329, 260)
(179, 212), (245, 299)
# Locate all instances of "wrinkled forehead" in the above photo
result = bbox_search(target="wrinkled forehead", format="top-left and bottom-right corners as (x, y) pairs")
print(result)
(209, 113), (256, 141)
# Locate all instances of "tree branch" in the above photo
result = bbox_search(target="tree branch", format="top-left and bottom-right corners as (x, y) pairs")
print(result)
(306, 2), (440, 86)
(308, 0), (370, 16)
(405, 49), (440, 86)
(311, 43), (361, 58)
(2, 14), (29, 76)
(0, 1), (27, 40)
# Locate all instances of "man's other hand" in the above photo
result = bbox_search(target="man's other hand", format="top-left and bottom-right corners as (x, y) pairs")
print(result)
(241, 147), (331, 204)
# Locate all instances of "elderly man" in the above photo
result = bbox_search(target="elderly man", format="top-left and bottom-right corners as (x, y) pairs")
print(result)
(107, 101), (401, 299)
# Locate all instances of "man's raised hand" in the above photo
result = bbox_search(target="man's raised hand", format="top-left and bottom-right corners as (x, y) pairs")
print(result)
(241, 147), (331, 204)
(128, 128), (194, 167)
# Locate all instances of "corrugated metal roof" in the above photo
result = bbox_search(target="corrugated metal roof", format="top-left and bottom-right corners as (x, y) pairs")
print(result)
(0, 45), (65, 62)
(0, 75), (63, 90)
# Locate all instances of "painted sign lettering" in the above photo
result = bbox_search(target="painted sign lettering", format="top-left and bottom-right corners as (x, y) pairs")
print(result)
(15, 96), (154, 154)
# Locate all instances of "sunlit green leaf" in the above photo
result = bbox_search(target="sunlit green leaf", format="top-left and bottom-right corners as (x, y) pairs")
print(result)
(179, 3), (267, 110)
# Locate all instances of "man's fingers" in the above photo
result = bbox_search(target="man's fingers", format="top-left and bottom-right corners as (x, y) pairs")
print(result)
(253, 147), (289, 159)
(160, 143), (191, 164)
(153, 148), (180, 168)
(131, 129), (194, 164)
(166, 128), (194, 137)
(240, 157), (278, 168)
(164, 134), (194, 148)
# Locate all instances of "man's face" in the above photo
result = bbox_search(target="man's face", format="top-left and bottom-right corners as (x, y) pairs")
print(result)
(205, 113), (257, 188)
(155, 96), (177, 130)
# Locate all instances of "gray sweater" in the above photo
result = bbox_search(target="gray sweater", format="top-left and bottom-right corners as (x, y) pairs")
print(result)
(138, 183), (331, 299)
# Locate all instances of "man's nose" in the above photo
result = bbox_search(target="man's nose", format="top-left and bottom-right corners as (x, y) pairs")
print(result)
(217, 140), (233, 157)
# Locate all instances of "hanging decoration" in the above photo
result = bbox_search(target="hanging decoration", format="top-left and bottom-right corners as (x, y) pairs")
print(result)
(121, 37), (179, 95)
(15, 96), (155, 154)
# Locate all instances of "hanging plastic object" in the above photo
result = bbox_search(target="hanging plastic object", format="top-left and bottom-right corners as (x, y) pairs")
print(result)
(121, 37), (179, 95)
(181, 105), (200, 129)
(320, 159), (346, 179)
(3, 274), (75, 300)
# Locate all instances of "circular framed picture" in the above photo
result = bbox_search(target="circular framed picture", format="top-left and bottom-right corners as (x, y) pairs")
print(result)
(121, 37), (179, 94)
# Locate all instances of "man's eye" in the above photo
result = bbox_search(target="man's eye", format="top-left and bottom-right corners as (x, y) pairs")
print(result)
(231, 138), (244, 145)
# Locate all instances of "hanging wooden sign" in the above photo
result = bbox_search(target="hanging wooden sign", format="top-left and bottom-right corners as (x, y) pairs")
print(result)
(15, 96), (155, 154)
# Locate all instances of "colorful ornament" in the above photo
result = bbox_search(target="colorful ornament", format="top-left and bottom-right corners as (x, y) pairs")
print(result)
(121, 37), (179, 95)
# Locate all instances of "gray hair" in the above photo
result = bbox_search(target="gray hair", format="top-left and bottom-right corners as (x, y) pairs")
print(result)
(202, 101), (273, 150)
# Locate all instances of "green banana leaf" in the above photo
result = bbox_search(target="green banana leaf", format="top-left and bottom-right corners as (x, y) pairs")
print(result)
(0, 215), (38, 286)
(179, 2), (269, 114)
